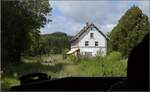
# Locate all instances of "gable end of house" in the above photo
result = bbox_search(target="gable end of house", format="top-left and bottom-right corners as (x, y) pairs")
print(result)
(70, 23), (109, 42)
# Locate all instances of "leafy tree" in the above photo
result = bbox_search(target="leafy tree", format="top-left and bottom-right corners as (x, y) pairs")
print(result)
(1, 0), (52, 65)
(108, 6), (150, 58)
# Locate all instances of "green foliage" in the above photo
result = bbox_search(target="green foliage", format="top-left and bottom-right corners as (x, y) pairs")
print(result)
(108, 6), (150, 57)
(62, 49), (69, 60)
(1, 0), (52, 65)
(106, 51), (122, 61)
(1, 78), (20, 91)
(102, 52), (127, 77)
(78, 52), (127, 77)
(68, 55), (77, 62)
(2, 53), (127, 90)
(50, 32), (68, 37)
(39, 32), (72, 55)
(78, 58), (103, 76)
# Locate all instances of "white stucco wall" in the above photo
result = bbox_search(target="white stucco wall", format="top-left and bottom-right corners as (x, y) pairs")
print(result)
(79, 47), (106, 56)
(71, 26), (107, 56)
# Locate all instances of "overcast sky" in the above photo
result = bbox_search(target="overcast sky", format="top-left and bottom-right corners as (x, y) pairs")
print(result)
(40, 1), (149, 36)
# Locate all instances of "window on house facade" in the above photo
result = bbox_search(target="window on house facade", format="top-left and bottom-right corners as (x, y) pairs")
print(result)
(90, 33), (94, 39)
(85, 41), (89, 46)
(95, 41), (98, 46)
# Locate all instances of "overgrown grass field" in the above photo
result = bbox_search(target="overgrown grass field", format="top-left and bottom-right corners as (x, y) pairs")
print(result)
(1, 51), (127, 91)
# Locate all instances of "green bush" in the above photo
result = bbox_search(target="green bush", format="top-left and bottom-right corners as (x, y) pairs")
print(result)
(77, 51), (127, 77)
(62, 49), (68, 60)
(106, 51), (122, 62)
(103, 51), (127, 77)
(1, 78), (20, 91)
(68, 55), (78, 62)
(78, 60), (101, 76)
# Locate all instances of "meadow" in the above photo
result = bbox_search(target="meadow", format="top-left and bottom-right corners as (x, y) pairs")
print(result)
(1, 51), (127, 91)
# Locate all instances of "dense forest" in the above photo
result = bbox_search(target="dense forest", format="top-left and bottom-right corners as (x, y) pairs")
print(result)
(42, 32), (72, 54)
(26, 32), (72, 56)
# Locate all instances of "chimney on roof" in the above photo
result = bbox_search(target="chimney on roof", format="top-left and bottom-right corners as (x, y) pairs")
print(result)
(86, 22), (89, 26)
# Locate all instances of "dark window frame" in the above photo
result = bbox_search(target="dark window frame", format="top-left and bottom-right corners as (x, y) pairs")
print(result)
(95, 41), (98, 46)
(85, 41), (89, 46)
(90, 33), (94, 39)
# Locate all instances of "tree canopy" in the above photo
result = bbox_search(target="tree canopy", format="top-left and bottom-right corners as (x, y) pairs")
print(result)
(108, 6), (150, 58)
(1, 0), (52, 65)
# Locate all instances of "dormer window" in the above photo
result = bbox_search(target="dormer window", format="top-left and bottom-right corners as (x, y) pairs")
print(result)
(90, 33), (94, 39)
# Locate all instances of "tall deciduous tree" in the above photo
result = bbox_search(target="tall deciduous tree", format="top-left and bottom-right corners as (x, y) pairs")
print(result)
(108, 6), (150, 58)
(1, 0), (52, 65)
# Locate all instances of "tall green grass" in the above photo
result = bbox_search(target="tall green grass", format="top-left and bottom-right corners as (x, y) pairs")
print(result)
(1, 78), (20, 91)
(77, 51), (127, 77)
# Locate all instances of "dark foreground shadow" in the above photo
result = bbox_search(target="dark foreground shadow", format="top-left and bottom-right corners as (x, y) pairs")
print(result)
(110, 33), (149, 91)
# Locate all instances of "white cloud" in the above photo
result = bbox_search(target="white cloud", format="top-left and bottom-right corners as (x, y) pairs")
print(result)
(100, 24), (117, 34)
(40, 1), (150, 35)
(40, 15), (84, 36)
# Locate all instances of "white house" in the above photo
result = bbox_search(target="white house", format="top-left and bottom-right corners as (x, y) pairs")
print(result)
(67, 22), (108, 56)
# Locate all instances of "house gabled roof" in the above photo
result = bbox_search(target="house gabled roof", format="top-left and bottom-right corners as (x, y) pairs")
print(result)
(70, 23), (109, 42)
